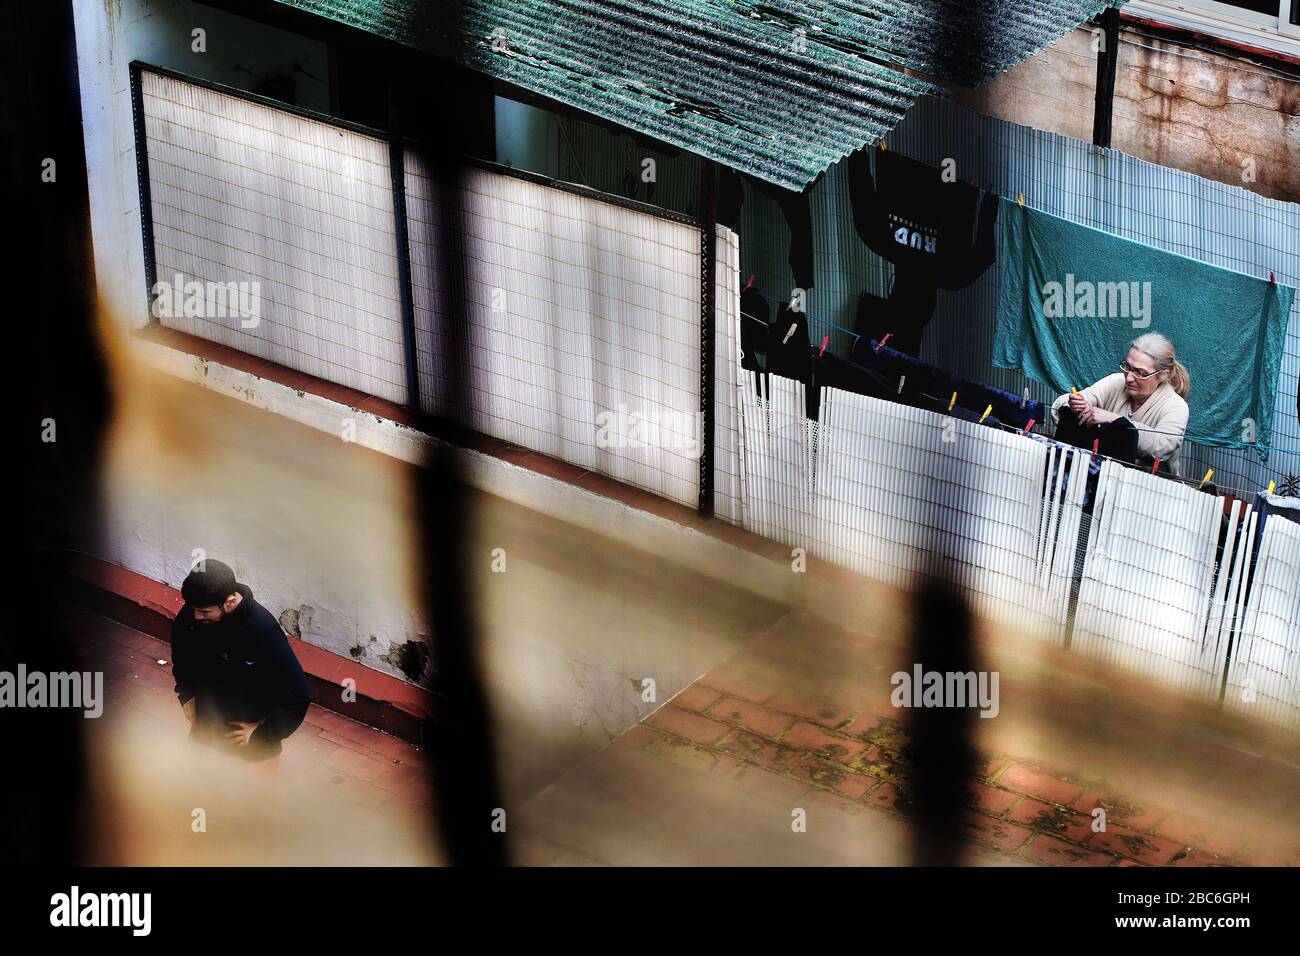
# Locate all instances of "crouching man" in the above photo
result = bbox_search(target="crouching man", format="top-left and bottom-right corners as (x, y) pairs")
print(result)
(172, 559), (311, 770)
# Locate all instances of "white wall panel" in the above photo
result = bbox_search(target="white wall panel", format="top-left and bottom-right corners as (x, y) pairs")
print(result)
(1225, 513), (1300, 730)
(405, 155), (709, 507)
(735, 374), (1062, 631)
(140, 71), (408, 402)
(1072, 463), (1224, 696)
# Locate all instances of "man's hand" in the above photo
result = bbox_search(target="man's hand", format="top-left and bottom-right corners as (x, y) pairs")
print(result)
(226, 720), (263, 748)
(182, 698), (197, 725)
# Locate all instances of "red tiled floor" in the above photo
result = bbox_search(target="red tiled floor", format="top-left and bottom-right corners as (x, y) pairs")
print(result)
(623, 660), (1272, 867)
(72, 603), (437, 831)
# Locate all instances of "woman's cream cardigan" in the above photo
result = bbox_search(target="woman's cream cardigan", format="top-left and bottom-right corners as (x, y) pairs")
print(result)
(1050, 372), (1189, 476)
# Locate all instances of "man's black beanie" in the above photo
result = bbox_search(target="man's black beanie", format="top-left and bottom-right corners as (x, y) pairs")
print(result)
(181, 559), (238, 607)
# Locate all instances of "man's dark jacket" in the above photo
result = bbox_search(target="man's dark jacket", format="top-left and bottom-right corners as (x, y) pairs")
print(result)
(171, 584), (311, 760)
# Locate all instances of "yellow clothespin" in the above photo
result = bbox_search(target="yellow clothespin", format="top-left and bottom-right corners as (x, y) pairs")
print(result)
(1070, 387), (1077, 394)
(880, 139), (887, 151)
(979, 404), (992, 424)
(1199, 468), (1214, 489)
(1267, 480), (1275, 496)
(948, 391), (957, 412)
(1017, 193), (1024, 207)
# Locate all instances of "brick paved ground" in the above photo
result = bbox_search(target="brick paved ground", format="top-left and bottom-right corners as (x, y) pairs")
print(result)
(74, 601), (1297, 867)
(74, 603), (440, 864)
(514, 614), (1300, 867)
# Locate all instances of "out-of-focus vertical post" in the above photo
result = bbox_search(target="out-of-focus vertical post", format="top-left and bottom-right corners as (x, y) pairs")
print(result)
(2, 0), (109, 865)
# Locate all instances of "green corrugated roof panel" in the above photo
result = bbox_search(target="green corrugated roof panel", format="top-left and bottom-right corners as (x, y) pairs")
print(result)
(275, 0), (1122, 189)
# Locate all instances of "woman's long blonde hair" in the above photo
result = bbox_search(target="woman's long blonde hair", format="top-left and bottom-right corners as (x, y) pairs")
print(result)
(1131, 332), (1190, 398)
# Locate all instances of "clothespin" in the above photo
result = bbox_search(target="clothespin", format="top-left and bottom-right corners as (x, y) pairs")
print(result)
(1269, 272), (1275, 285)
(875, 333), (891, 353)
(880, 139), (887, 151)
(742, 274), (755, 293)
(1091, 438), (1099, 464)
(1021, 418), (1035, 435)
(1017, 193), (1024, 207)
(1070, 386), (1077, 395)
(1199, 468), (1214, 489)
(1151, 458), (1161, 475)
(948, 391), (957, 412)
(819, 335), (828, 357)
(1267, 480), (1275, 496)
(979, 404), (992, 424)
(782, 323), (797, 345)
(1021, 387), (1029, 410)
(897, 375), (905, 395)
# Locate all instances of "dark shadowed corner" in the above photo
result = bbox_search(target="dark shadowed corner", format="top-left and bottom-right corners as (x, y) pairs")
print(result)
(2, 0), (112, 865)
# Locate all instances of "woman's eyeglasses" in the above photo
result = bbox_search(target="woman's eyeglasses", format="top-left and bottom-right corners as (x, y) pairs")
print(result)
(1120, 361), (1158, 379)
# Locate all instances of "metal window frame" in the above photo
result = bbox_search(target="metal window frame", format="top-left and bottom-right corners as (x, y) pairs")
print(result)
(128, 62), (160, 324)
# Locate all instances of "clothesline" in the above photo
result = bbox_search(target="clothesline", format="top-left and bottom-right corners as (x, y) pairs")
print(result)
(737, 303), (1291, 500)
(738, 289), (1300, 459)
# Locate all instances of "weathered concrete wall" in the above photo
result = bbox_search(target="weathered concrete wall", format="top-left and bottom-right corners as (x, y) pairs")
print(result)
(951, 23), (1300, 203)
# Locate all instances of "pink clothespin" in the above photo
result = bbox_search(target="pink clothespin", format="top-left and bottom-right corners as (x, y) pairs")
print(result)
(1091, 439), (1099, 463)
(743, 274), (755, 293)
(1021, 418), (1035, 435)
(819, 335), (828, 357)
(1270, 272), (1276, 285)
(1151, 458), (1161, 475)
(875, 333), (891, 353)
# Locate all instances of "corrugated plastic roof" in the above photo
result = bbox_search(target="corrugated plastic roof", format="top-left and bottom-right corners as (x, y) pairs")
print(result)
(274, 0), (1121, 189)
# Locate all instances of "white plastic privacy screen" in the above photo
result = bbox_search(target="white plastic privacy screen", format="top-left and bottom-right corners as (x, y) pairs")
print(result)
(725, 343), (1298, 728)
(404, 153), (726, 508)
(732, 369), (1089, 634)
(140, 70), (409, 403)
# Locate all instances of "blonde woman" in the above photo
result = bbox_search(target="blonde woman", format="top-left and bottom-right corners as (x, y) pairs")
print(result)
(1051, 333), (1191, 476)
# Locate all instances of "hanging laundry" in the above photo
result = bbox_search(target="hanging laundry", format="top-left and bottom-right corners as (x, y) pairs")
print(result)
(764, 302), (812, 383)
(848, 336), (1043, 430)
(808, 350), (896, 420)
(1052, 406), (1140, 466)
(718, 167), (816, 291)
(995, 199), (1296, 452)
(739, 286), (770, 375)
(847, 147), (1000, 355)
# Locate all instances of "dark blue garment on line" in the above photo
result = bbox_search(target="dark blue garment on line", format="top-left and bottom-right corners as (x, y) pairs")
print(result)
(848, 337), (1043, 430)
